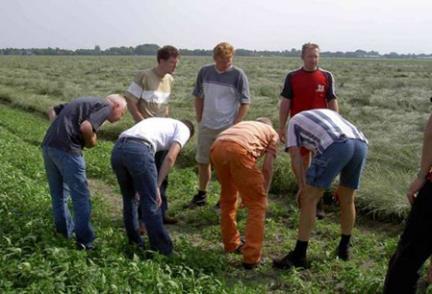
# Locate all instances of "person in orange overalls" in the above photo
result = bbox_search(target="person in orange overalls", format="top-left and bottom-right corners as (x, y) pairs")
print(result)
(210, 117), (279, 269)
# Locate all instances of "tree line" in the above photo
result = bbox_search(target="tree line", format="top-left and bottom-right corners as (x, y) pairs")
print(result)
(1, 44), (431, 59)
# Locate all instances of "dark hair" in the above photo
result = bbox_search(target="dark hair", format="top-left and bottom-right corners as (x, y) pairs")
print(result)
(157, 45), (179, 63)
(180, 119), (195, 138)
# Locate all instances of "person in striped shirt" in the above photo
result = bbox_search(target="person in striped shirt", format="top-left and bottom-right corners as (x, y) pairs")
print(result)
(273, 109), (368, 270)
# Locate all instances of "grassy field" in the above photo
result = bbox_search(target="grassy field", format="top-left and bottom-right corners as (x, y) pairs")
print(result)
(1, 55), (432, 292)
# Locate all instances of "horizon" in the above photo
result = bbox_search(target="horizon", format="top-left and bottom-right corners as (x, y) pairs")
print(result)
(2, 0), (431, 55)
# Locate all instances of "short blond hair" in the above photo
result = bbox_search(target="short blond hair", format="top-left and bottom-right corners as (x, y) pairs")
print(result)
(213, 42), (234, 59)
(256, 117), (273, 127)
(106, 94), (127, 109)
(301, 43), (320, 57)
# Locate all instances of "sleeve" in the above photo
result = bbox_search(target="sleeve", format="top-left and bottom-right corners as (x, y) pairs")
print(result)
(53, 104), (66, 115)
(325, 71), (337, 101)
(266, 130), (279, 158)
(87, 104), (112, 131)
(192, 67), (204, 98)
(124, 71), (145, 101)
(280, 73), (293, 99)
(285, 119), (299, 150)
(172, 123), (190, 148)
(237, 70), (251, 104)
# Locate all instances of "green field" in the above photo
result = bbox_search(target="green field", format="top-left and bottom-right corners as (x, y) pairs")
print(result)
(1, 56), (432, 292)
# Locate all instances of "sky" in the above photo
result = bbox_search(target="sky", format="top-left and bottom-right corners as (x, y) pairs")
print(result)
(1, 0), (431, 54)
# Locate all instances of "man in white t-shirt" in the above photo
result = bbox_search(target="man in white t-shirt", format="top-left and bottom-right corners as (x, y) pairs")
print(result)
(111, 118), (194, 255)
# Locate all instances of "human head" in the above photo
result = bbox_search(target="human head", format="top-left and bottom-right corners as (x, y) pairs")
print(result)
(105, 94), (127, 123)
(301, 42), (320, 71)
(213, 42), (234, 72)
(180, 119), (195, 139)
(157, 45), (180, 75)
(256, 117), (273, 127)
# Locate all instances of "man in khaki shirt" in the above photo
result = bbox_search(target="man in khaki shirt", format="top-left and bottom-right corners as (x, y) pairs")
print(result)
(124, 45), (180, 225)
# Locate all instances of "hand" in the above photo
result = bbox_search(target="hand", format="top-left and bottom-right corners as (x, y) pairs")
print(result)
(278, 128), (286, 144)
(406, 177), (426, 205)
(156, 187), (162, 207)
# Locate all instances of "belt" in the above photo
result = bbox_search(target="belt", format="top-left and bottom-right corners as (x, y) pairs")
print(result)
(118, 136), (153, 150)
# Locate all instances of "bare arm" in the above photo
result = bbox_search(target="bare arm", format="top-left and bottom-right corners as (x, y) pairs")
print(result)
(328, 98), (339, 113)
(262, 152), (275, 193)
(47, 107), (57, 121)
(80, 120), (97, 148)
(233, 103), (250, 124)
(278, 98), (291, 143)
(289, 146), (306, 190)
(194, 96), (204, 123)
(157, 142), (182, 188)
(125, 96), (144, 123)
(407, 114), (432, 203)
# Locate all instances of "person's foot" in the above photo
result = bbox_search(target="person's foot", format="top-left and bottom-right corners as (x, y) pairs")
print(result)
(138, 222), (147, 235)
(184, 193), (207, 209)
(76, 242), (95, 251)
(336, 244), (351, 261)
(272, 251), (308, 270)
(163, 215), (178, 225)
(316, 198), (325, 220)
(242, 262), (260, 270)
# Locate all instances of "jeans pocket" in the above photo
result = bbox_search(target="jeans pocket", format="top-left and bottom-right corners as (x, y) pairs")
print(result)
(306, 158), (328, 183)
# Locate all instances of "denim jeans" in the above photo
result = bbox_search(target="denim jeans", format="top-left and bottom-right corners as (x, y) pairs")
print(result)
(111, 139), (173, 255)
(42, 146), (95, 247)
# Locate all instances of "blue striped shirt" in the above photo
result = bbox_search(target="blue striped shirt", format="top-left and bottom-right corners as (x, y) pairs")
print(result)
(286, 109), (368, 154)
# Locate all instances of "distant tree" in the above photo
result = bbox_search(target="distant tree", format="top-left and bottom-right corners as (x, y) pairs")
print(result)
(134, 44), (160, 55)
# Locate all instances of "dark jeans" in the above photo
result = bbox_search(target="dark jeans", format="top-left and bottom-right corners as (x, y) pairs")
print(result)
(111, 139), (173, 255)
(42, 146), (95, 247)
(384, 180), (432, 293)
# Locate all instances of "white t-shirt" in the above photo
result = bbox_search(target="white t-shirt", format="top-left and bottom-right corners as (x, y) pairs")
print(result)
(119, 118), (190, 152)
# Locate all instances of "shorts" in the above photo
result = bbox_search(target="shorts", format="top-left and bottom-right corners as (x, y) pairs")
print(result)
(196, 123), (229, 164)
(306, 139), (368, 189)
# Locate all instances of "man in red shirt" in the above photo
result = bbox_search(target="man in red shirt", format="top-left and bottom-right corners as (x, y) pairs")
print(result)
(278, 43), (339, 219)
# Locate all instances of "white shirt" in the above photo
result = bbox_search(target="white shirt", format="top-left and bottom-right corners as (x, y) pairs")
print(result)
(119, 118), (190, 152)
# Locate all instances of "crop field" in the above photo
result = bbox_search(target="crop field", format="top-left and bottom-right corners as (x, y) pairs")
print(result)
(1, 55), (432, 292)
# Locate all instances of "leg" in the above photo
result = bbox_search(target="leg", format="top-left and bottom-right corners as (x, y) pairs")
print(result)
(384, 181), (432, 293)
(62, 154), (95, 247)
(198, 163), (212, 192)
(42, 147), (74, 238)
(231, 150), (267, 265)
(111, 147), (143, 246)
(336, 186), (356, 235)
(298, 185), (325, 241)
(211, 145), (241, 252)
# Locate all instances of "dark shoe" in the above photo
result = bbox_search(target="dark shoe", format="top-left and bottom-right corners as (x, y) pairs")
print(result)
(76, 242), (95, 251)
(163, 215), (178, 225)
(337, 245), (351, 261)
(272, 251), (308, 270)
(184, 193), (207, 209)
(242, 262), (259, 270)
(316, 198), (325, 220)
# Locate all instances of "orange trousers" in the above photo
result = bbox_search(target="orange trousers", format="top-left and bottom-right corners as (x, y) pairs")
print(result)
(210, 141), (267, 264)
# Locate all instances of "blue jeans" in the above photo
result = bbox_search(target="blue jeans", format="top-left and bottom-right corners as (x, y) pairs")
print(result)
(42, 146), (95, 247)
(111, 138), (173, 255)
(306, 139), (368, 189)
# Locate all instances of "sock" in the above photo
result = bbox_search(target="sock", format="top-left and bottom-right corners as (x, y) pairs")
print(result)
(339, 234), (351, 250)
(293, 240), (308, 258)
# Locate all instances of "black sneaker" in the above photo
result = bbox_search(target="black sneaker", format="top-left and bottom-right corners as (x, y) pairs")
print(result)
(337, 245), (351, 261)
(272, 251), (308, 270)
(184, 193), (207, 209)
(76, 242), (95, 251)
(242, 262), (259, 270)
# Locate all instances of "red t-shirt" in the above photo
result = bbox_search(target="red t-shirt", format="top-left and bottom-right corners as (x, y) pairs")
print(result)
(280, 67), (336, 117)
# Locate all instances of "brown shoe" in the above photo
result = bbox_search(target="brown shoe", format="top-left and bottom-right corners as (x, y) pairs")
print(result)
(163, 215), (178, 225)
